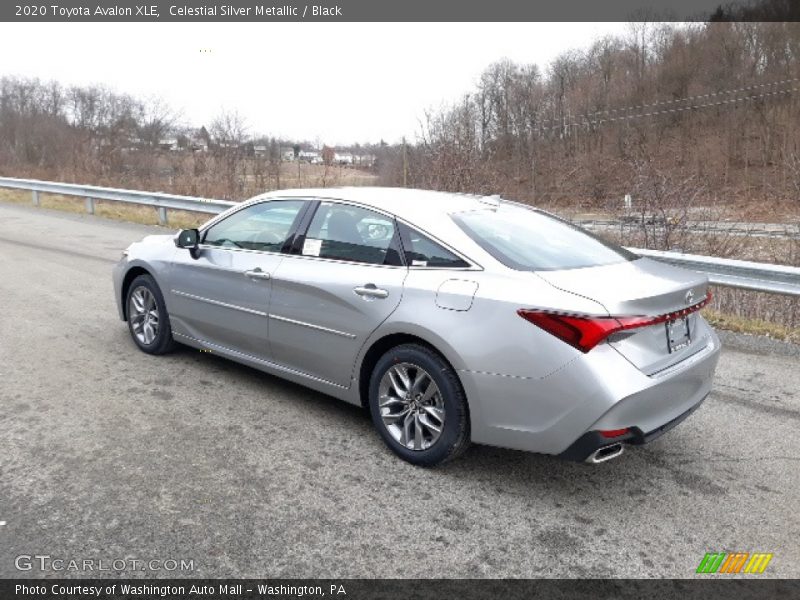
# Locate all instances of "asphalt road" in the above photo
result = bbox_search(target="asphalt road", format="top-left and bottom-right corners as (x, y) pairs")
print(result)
(1, 202), (798, 579)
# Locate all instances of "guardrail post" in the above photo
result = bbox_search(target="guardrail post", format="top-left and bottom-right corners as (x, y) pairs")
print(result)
(85, 197), (95, 215)
(32, 190), (40, 206)
(158, 206), (168, 226)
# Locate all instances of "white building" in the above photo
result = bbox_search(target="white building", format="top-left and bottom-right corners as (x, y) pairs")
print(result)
(298, 150), (320, 162)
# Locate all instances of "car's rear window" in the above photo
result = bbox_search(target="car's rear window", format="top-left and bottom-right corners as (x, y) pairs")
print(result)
(452, 203), (637, 271)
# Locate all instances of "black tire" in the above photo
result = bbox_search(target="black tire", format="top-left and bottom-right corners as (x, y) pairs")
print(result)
(368, 343), (470, 466)
(125, 274), (177, 355)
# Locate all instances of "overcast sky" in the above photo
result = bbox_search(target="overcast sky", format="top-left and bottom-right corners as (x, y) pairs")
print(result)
(0, 22), (631, 145)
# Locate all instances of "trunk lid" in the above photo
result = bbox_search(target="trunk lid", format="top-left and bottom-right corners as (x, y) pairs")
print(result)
(534, 257), (711, 374)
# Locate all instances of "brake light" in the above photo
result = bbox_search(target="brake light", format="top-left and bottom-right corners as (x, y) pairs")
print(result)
(518, 291), (711, 353)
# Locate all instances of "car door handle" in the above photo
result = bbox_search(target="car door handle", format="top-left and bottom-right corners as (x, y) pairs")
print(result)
(244, 268), (271, 280)
(354, 285), (389, 299)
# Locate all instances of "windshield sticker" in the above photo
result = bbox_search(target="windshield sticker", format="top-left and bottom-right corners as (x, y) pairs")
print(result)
(303, 238), (323, 256)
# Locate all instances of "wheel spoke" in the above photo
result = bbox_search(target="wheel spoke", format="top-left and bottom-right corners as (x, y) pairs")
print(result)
(419, 380), (438, 403)
(131, 290), (145, 313)
(387, 369), (407, 397)
(410, 371), (428, 396)
(379, 394), (406, 408)
(381, 407), (410, 425)
(131, 321), (143, 337)
(401, 411), (414, 447)
(394, 365), (412, 393)
(413, 413), (423, 450)
(419, 413), (442, 434)
(421, 405), (444, 424)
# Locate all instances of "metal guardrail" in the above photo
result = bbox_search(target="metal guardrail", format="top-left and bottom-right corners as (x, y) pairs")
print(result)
(0, 176), (235, 225)
(580, 217), (800, 240)
(1, 176), (799, 297)
(627, 248), (800, 296)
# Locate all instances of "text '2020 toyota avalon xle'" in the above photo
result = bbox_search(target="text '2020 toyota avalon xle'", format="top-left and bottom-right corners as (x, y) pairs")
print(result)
(113, 187), (720, 466)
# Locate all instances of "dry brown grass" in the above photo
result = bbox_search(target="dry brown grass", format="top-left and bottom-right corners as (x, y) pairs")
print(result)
(273, 163), (379, 188)
(705, 309), (800, 344)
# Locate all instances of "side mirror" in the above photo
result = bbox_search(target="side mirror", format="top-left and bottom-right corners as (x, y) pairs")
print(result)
(175, 229), (200, 258)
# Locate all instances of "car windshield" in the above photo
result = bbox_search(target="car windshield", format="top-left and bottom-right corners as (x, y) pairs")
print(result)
(452, 202), (637, 271)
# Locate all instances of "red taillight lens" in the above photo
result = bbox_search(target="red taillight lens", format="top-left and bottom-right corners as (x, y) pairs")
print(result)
(516, 311), (623, 353)
(518, 291), (712, 353)
(600, 428), (631, 438)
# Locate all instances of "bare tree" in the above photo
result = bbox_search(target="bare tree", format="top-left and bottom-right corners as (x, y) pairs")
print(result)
(210, 109), (249, 198)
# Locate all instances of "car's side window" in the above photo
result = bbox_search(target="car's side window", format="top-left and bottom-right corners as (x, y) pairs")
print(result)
(203, 200), (306, 252)
(302, 202), (402, 266)
(400, 224), (470, 268)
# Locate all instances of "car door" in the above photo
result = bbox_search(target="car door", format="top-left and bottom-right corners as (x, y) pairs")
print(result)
(168, 199), (308, 359)
(268, 201), (408, 388)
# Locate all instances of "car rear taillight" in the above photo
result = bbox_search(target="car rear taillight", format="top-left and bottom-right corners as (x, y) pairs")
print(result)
(518, 292), (711, 353)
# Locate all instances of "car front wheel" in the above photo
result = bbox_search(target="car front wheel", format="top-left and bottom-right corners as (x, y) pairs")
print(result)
(126, 274), (176, 355)
(368, 343), (470, 466)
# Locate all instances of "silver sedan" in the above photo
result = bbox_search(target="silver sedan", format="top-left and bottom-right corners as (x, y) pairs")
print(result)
(113, 188), (720, 466)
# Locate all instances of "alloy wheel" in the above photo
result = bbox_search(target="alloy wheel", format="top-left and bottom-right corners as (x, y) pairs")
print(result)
(378, 362), (446, 450)
(129, 286), (160, 345)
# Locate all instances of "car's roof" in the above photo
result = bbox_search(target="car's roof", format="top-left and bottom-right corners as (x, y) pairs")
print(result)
(254, 186), (497, 230)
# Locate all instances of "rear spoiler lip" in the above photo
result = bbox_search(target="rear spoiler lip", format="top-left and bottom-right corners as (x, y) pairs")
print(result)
(519, 290), (712, 321)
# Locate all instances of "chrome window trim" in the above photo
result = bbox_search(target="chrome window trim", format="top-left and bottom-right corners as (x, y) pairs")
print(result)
(171, 289), (267, 317)
(406, 265), (482, 271)
(296, 195), (483, 271)
(276, 250), (406, 270)
(195, 243), (285, 258)
(203, 194), (483, 270)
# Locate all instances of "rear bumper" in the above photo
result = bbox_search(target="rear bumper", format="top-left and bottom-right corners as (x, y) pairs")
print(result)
(557, 393), (707, 462)
(459, 321), (721, 456)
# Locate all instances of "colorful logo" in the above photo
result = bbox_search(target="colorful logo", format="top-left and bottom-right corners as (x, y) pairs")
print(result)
(696, 552), (773, 574)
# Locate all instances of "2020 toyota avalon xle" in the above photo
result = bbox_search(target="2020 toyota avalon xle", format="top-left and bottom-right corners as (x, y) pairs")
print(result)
(113, 187), (720, 466)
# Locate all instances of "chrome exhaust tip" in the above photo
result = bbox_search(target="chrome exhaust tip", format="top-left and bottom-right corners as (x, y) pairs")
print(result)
(586, 443), (624, 464)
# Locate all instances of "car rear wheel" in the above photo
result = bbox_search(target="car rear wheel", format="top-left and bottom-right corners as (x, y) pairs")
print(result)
(368, 344), (470, 466)
(126, 274), (176, 355)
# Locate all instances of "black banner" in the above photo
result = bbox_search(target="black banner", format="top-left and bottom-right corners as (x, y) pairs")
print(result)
(2, 579), (800, 600)
(2, 0), (799, 22)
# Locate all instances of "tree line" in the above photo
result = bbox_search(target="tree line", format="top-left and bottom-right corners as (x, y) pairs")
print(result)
(2, 19), (800, 216)
(386, 21), (800, 221)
